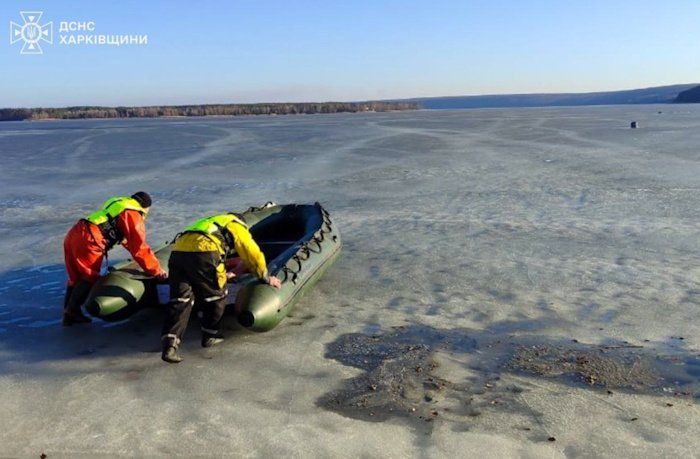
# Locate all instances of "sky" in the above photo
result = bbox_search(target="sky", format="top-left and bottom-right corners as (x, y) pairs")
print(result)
(1, 0), (699, 107)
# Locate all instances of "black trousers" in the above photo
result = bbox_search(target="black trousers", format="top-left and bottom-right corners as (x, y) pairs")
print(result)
(64, 281), (94, 312)
(161, 251), (227, 346)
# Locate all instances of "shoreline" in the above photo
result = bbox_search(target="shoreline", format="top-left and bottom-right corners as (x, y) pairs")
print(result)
(15, 109), (419, 123)
(0, 101), (419, 122)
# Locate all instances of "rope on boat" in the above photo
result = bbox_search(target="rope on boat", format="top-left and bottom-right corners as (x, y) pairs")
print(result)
(279, 202), (336, 285)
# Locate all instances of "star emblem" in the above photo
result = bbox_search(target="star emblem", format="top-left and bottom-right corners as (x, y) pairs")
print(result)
(10, 11), (53, 55)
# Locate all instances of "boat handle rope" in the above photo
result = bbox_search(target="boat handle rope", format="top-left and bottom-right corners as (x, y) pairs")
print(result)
(247, 201), (277, 213)
(315, 229), (326, 242)
(279, 203), (334, 285)
(297, 246), (311, 261)
(281, 256), (304, 284)
(306, 237), (323, 253)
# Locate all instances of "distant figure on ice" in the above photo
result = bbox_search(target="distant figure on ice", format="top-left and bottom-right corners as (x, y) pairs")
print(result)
(62, 192), (166, 326)
(161, 213), (281, 363)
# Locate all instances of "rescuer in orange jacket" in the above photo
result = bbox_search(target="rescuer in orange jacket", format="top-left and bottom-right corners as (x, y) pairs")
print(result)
(62, 192), (166, 326)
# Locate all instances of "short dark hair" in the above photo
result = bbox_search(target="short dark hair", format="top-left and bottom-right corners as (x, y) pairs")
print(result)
(131, 191), (152, 208)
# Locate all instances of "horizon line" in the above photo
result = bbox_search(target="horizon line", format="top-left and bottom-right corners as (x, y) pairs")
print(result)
(2, 82), (698, 110)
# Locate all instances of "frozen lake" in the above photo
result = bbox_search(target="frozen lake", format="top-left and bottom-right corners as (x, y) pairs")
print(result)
(1, 106), (700, 457)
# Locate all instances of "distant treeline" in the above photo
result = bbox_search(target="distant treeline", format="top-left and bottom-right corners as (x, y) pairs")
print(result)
(0, 102), (418, 121)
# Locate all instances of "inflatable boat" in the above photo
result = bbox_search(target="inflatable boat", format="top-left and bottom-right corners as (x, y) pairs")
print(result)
(84, 202), (341, 331)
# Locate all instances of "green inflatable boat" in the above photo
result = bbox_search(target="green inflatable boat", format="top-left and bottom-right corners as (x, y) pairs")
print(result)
(84, 202), (341, 331)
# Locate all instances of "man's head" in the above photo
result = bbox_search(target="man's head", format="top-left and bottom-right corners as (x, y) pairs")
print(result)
(131, 191), (152, 209)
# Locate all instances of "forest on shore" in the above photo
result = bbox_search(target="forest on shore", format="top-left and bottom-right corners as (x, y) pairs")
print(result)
(0, 101), (418, 121)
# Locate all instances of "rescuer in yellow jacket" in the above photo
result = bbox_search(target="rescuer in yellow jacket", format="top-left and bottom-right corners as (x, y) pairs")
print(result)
(161, 212), (281, 363)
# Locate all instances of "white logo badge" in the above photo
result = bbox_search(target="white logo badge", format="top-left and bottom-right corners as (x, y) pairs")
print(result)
(10, 11), (53, 54)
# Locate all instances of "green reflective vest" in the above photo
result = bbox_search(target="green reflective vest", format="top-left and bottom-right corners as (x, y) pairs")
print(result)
(183, 213), (247, 254)
(86, 197), (145, 225)
(85, 196), (146, 249)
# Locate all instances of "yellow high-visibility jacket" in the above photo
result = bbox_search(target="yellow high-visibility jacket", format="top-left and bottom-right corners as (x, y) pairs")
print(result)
(173, 217), (268, 288)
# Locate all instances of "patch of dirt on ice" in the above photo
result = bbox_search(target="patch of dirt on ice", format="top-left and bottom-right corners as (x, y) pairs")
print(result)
(509, 344), (660, 389)
(319, 324), (700, 429)
(318, 326), (480, 427)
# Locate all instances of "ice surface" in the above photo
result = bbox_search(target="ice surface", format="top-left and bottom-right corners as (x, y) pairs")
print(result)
(1, 106), (700, 456)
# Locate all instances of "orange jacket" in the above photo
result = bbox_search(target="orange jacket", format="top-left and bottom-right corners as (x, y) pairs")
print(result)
(64, 210), (161, 285)
(115, 209), (162, 276)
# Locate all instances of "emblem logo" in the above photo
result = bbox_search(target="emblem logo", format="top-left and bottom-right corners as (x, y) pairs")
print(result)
(10, 11), (53, 54)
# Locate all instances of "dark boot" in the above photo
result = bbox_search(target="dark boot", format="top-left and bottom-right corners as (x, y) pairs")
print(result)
(62, 283), (92, 326)
(162, 346), (183, 363)
(161, 335), (183, 363)
(201, 332), (224, 348)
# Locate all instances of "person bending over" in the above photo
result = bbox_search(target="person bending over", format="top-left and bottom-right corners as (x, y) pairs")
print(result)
(161, 212), (281, 363)
(62, 192), (166, 325)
